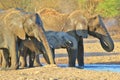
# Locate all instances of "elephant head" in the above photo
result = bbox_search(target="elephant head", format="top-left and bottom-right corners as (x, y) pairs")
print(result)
(88, 15), (114, 52)
(66, 10), (114, 52)
(66, 10), (88, 38)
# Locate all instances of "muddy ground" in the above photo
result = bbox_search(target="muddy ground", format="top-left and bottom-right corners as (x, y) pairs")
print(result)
(0, 39), (120, 80)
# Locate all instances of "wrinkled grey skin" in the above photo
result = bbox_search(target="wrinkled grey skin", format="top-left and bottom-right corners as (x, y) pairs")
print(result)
(45, 31), (78, 66)
(46, 31), (77, 49)
(19, 31), (78, 68)
(0, 8), (54, 70)
(38, 8), (114, 68)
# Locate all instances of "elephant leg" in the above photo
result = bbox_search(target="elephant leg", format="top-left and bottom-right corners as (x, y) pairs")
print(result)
(29, 51), (35, 67)
(34, 54), (42, 67)
(19, 50), (27, 68)
(77, 37), (84, 69)
(9, 46), (19, 70)
(43, 48), (55, 64)
(43, 53), (50, 64)
(67, 48), (77, 67)
(4, 49), (10, 67)
(0, 50), (2, 67)
(19, 56), (25, 68)
(51, 48), (55, 63)
(1, 50), (7, 69)
(1, 49), (10, 69)
(19, 47), (27, 68)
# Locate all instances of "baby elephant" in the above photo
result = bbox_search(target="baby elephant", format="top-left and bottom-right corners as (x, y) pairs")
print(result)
(19, 38), (45, 68)
(45, 31), (78, 66)
(19, 31), (78, 68)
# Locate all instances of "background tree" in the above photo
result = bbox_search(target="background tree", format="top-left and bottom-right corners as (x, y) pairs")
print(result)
(95, 0), (120, 17)
(0, 0), (33, 11)
(0, 0), (119, 25)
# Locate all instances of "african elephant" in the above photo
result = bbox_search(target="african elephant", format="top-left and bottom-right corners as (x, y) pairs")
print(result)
(19, 38), (45, 68)
(45, 31), (78, 66)
(38, 8), (114, 68)
(19, 31), (78, 68)
(0, 8), (54, 70)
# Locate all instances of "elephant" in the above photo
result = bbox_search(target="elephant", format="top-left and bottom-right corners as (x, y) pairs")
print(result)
(19, 31), (78, 68)
(0, 8), (54, 70)
(0, 51), (2, 67)
(19, 38), (45, 68)
(37, 8), (114, 68)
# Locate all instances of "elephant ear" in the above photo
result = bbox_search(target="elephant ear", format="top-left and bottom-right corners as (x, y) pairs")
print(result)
(67, 11), (88, 38)
(75, 18), (88, 38)
(13, 24), (26, 40)
(9, 16), (26, 40)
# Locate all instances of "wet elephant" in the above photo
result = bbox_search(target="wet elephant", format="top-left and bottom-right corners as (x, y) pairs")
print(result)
(38, 8), (114, 68)
(0, 8), (54, 70)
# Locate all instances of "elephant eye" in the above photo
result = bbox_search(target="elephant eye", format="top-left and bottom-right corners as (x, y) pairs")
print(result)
(93, 28), (97, 31)
(93, 24), (100, 31)
(93, 16), (97, 20)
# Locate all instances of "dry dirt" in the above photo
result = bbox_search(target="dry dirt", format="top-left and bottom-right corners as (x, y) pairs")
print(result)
(0, 39), (120, 80)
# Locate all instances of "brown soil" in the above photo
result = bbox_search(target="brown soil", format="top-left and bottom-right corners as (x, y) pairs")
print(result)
(0, 39), (120, 80)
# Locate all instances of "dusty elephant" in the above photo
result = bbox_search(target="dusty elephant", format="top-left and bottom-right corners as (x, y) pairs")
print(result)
(19, 38), (45, 68)
(0, 8), (54, 70)
(19, 31), (78, 68)
(37, 8), (114, 68)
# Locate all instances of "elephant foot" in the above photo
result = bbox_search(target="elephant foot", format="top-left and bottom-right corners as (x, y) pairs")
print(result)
(19, 66), (26, 69)
(39, 63), (43, 66)
(8, 68), (17, 70)
(9, 65), (19, 70)
(0, 67), (9, 71)
(29, 65), (34, 68)
(0, 66), (9, 70)
(68, 64), (75, 67)
(76, 65), (84, 69)
(34, 63), (43, 67)
(44, 64), (57, 67)
(0, 66), (16, 71)
(19, 63), (27, 68)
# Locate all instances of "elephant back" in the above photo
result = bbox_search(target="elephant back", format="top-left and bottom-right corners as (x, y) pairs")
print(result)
(38, 8), (69, 31)
(0, 8), (26, 40)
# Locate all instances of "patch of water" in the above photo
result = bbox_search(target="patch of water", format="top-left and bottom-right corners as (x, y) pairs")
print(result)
(84, 64), (120, 73)
(57, 64), (120, 73)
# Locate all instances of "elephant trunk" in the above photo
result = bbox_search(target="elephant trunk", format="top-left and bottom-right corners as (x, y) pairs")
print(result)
(35, 13), (54, 64)
(37, 26), (54, 64)
(100, 35), (114, 52)
(98, 15), (114, 52)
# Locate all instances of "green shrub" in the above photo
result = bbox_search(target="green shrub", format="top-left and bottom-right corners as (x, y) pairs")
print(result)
(0, 0), (119, 18)
(95, 0), (120, 17)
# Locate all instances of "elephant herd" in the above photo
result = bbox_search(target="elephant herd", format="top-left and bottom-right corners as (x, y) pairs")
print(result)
(0, 8), (114, 70)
